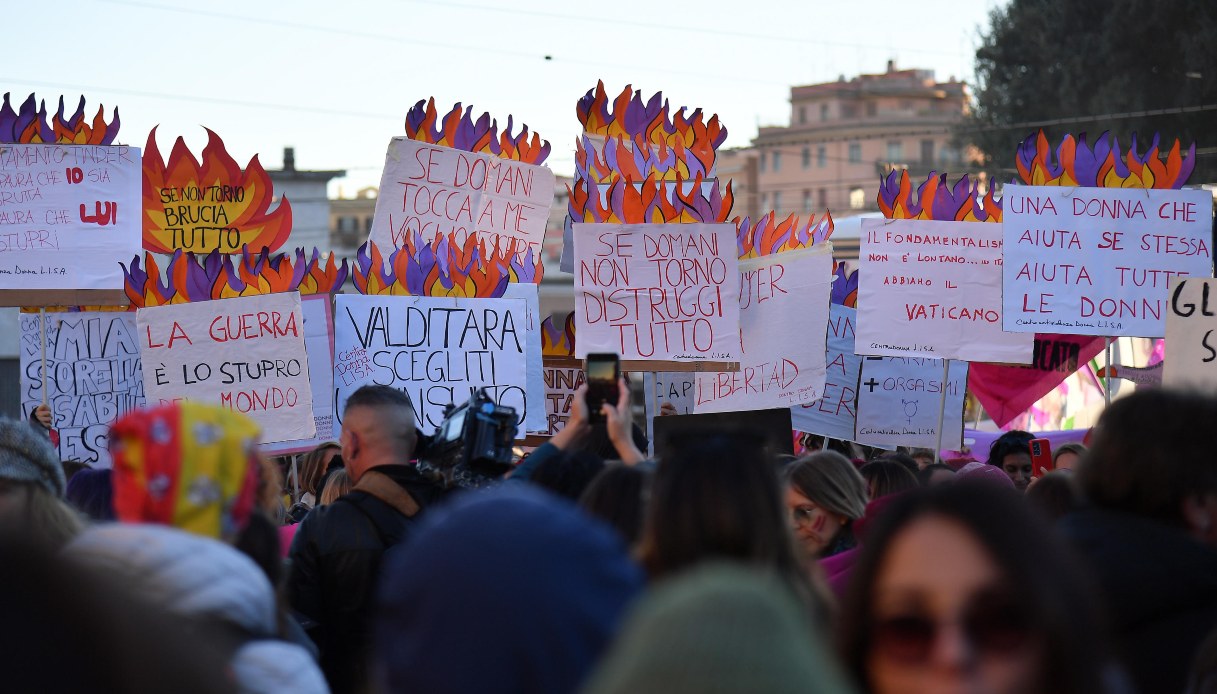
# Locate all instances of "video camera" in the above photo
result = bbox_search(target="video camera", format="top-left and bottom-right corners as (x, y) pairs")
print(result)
(417, 388), (518, 479)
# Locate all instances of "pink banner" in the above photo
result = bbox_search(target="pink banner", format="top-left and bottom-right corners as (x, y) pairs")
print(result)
(968, 334), (1106, 427)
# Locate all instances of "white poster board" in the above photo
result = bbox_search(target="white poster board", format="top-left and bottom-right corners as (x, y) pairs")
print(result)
(643, 371), (696, 456)
(542, 363), (584, 435)
(694, 244), (833, 412)
(572, 222), (742, 363)
(1003, 184), (1214, 337)
(262, 294), (336, 455)
(367, 138), (554, 256)
(332, 294), (529, 434)
(0, 144), (141, 292)
(857, 218), (1033, 362)
(19, 310), (144, 466)
(790, 304), (861, 442)
(137, 292), (315, 443)
(854, 356), (968, 448)
(502, 283), (547, 434)
(1164, 277), (1217, 389)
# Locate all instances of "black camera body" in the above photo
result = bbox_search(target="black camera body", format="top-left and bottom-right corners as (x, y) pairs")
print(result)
(417, 388), (518, 479)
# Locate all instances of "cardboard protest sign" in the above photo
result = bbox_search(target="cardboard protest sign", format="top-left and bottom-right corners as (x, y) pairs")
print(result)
(137, 292), (315, 443)
(542, 362), (584, 436)
(367, 137), (554, 257)
(20, 311), (145, 466)
(332, 294), (528, 434)
(790, 304), (861, 442)
(1164, 277), (1217, 389)
(642, 371), (696, 454)
(968, 334), (1106, 428)
(1003, 184), (1213, 337)
(857, 218), (1033, 362)
(854, 356), (968, 449)
(694, 244), (832, 412)
(0, 143), (141, 303)
(503, 283), (546, 434)
(572, 222), (742, 367)
(262, 294), (336, 455)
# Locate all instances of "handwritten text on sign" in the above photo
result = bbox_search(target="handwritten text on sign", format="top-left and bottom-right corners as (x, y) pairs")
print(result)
(854, 356), (968, 449)
(573, 222), (742, 361)
(790, 304), (861, 442)
(368, 138), (554, 256)
(1164, 277), (1217, 390)
(20, 311), (146, 467)
(137, 292), (315, 443)
(1003, 184), (1214, 337)
(262, 294), (336, 456)
(695, 244), (832, 413)
(332, 294), (528, 434)
(858, 219), (1033, 362)
(643, 371), (696, 456)
(0, 144), (141, 290)
(542, 365), (585, 435)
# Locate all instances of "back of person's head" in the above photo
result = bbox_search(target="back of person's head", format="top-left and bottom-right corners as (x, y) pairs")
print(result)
(785, 450), (868, 522)
(839, 484), (1109, 694)
(1052, 442), (1087, 469)
(298, 441), (341, 498)
(341, 385), (418, 473)
(64, 467), (115, 521)
(859, 460), (919, 499)
(908, 447), (937, 467)
(640, 432), (801, 582)
(375, 485), (644, 694)
(318, 467), (353, 505)
(575, 422), (649, 461)
(0, 479), (83, 550)
(531, 448), (606, 500)
(61, 458), (91, 484)
(985, 430), (1034, 467)
(0, 418), (66, 497)
(873, 451), (919, 475)
(582, 563), (853, 694)
(1026, 471), (1083, 522)
(916, 462), (955, 486)
(580, 463), (651, 547)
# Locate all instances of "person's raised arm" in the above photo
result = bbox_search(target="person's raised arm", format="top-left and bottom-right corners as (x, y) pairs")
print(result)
(603, 377), (646, 466)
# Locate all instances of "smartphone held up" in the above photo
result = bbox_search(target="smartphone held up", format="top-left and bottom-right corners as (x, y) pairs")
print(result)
(585, 353), (620, 424)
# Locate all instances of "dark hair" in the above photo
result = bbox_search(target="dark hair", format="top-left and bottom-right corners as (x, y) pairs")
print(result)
(64, 468), (115, 522)
(986, 430), (1034, 467)
(344, 384), (416, 413)
(61, 459), (91, 485)
(1025, 472), (1082, 522)
(639, 431), (809, 600)
(859, 460), (919, 498)
(785, 451), (868, 521)
(1052, 442), (1087, 464)
(838, 484), (1109, 694)
(574, 422), (649, 461)
(916, 462), (955, 486)
(298, 441), (341, 497)
(579, 463), (651, 546)
(1079, 389), (1217, 526)
(530, 449), (606, 501)
(873, 451), (919, 475)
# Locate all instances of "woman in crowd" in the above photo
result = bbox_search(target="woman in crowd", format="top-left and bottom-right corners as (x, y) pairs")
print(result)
(580, 463), (651, 549)
(858, 460), (918, 500)
(838, 483), (1113, 694)
(784, 451), (869, 559)
(1051, 442), (1086, 471)
(297, 442), (342, 509)
(0, 418), (82, 550)
(318, 468), (353, 505)
(985, 431), (1035, 492)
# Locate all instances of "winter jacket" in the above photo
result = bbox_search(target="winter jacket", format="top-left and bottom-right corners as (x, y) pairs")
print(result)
(65, 523), (328, 694)
(287, 464), (445, 694)
(1060, 507), (1217, 694)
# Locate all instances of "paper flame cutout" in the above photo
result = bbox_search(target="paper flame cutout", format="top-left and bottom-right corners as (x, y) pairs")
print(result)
(142, 127), (293, 254)
(1016, 130), (1195, 189)
(736, 211), (834, 259)
(122, 247), (347, 307)
(353, 239), (542, 298)
(576, 82), (727, 170)
(0, 93), (120, 144)
(404, 97), (550, 165)
(567, 173), (734, 225)
(576, 134), (710, 184)
(878, 170), (1002, 222)
(831, 262), (858, 308)
(541, 313), (577, 357)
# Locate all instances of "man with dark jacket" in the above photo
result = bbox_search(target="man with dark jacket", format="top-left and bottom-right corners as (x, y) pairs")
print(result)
(287, 385), (445, 694)
(1059, 389), (1217, 694)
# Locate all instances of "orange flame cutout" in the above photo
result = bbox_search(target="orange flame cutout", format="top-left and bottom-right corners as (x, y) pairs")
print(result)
(878, 170), (1001, 223)
(540, 313), (577, 357)
(1015, 129), (1195, 189)
(568, 173), (734, 225)
(1, 93), (120, 145)
(735, 211), (834, 260)
(142, 127), (293, 254)
(404, 97), (551, 165)
(352, 240), (543, 298)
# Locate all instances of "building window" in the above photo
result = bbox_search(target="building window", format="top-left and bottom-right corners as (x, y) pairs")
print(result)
(842, 104), (857, 118)
(866, 102), (877, 117)
(761, 192), (769, 209)
(920, 139), (935, 165)
(817, 146), (826, 168)
(849, 187), (866, 209)
(802, 189), (812, 212)
(338, 216), (358, 233)
(799, 106), (806, 124)
(759, 151), (766, 173)
(887, 141), (903, 163)
(848, 143), (861, 163)
(802, 147), (810, 169)
(772, 191), (783, 211)
(818, 188), (827, 209)
(772, 152), (781, 172)
(939, 146), (958, 165)
(820, 104), (829, 121)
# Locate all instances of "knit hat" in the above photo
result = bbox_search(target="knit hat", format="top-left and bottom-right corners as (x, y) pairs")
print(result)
(0, 418), (65, 496)
(583, 563), (854, 694)
(958, 461), (1016, 489)
(110, 402), (261, 542)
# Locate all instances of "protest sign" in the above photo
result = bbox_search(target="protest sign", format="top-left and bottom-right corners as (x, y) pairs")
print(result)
(1003, 184), (1214, 337)
(854, 356), (968, 449)
(332, 294), (528, 435)
(368, 137), (554, 257)
(0, 143), (141, 304)
(262, 294), (335, 455)
(503, 283), (547, 434)
(968, 334), (1106, 427)
(790, 304), (861, 441)
(643, 371), (696, 455)
(138, 292), (315, 443)
(20, 310), (144, 466)
(1164, 277), (1217, 389)
(542, 362), (584, 436)
(572, 222), (742, 368)
(857, 218), (1032, 362)
(694, 244), (832, 412)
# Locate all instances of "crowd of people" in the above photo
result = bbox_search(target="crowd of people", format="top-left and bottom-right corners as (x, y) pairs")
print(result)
(2, 383), (1217, 694)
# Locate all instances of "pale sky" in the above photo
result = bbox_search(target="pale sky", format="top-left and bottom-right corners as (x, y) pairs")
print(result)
(6, 0), (1005, 197)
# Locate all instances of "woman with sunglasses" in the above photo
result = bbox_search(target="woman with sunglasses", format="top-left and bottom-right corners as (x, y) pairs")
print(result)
(838, 482), (1116, 694)
(784, 451), (869, 559)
